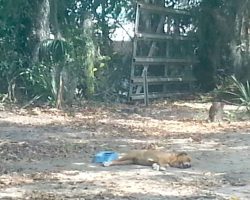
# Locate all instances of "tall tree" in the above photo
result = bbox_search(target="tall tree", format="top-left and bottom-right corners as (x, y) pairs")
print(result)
(229, 0), (250, 81)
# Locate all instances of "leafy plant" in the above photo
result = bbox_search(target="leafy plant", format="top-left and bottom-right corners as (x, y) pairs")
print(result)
(38, 38), (72, 107)
(23, 63), (53, 101)
(38, 39), (70, 63)
(227, 76), (250, 111)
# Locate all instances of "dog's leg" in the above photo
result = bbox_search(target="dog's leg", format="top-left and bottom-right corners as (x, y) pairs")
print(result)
(103, 159), (134, 167)
(152, 163), (168, 171)
(152, 163), (160, 171)
(152, 159), (170, 171)
(103, 153), (138, 167)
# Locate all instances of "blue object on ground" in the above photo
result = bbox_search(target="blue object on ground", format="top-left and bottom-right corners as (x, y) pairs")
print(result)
(93, 151), (119, 163)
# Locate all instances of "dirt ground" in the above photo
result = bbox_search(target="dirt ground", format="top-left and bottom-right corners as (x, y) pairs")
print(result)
(0, 100), (250, 200)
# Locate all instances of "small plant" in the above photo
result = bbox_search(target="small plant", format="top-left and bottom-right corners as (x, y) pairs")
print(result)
(227, 76), (250, 111)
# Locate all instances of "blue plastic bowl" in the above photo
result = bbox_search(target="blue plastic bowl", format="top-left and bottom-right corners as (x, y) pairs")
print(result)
(93, 151), (119, 163)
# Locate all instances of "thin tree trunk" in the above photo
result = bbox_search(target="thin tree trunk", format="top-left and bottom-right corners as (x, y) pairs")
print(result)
(49, 0), (62, 39)
(230, 1), (250, 80)
(49, 0), (65, 108)
(56, 70), (63, 109)
(83, 13), (95, 98)
(32, 0), (50, 62)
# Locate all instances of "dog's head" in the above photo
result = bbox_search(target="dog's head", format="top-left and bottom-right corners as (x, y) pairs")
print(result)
(171, 152), (191, 169)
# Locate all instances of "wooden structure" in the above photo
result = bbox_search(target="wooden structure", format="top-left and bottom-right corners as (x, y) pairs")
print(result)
(129, 3), (198, 101)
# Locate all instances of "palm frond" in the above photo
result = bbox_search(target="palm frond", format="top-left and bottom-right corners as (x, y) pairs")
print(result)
(38, 39), (70, 63)
(228, 75), (250, 110)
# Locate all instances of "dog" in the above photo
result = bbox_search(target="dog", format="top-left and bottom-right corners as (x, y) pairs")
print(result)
(103, 150), (191, 171)
(208, 101), (224, 122)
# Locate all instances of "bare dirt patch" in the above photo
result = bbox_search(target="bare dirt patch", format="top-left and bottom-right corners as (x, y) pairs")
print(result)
(0, 101), (250, 199)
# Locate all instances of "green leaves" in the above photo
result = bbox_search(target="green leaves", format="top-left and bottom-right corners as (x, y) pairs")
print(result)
(38, 39), (70, 63)
(227, 76), (250, 111)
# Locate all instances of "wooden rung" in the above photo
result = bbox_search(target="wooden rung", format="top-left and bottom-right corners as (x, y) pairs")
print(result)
(138, 3), (190, 16)
(130, 92), (192, 100)
(135, 32), (196, 41)
(131, 76), (195, 84)
(134, 57), (199, 65)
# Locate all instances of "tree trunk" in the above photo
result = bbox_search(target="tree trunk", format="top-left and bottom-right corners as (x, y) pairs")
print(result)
(230, 1), (250, 81)
(83, 14), (95, 98)
(32, 0), (50, 62)
(63, 62), (78, 106)
(49, 0), (65, 108)
(56, 70), (63, 109)
(49, 0), (62, 39)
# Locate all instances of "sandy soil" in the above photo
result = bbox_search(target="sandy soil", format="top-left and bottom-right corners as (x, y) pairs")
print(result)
(0, 101), (250, 200)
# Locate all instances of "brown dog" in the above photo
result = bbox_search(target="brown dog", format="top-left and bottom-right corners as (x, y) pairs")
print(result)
(209, 101), (224, 122)
(103, 150), (191, 171)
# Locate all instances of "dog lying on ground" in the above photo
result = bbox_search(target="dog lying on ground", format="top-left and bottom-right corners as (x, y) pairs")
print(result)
(103, 150), (191, 171)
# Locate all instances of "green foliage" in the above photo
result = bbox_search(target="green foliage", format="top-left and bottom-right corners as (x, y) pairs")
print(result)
(91, 50), (131, 102)
(0, 0), (43, 101)
(0, 1), (178, 102)
(227, 76), (250, 111)
(193, 0), (250, 91)
(37, 38), (74, 104)
(215, 75), (250, 112)
(67, 16), (111, 99)
(2, 0), (226, 104)
(193, 0), (222, 91)
(23, 63), (53, 101)
(39, 39), (70, 63)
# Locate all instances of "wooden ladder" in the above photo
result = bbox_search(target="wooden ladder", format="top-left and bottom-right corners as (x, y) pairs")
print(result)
(129, 3), (198, 102)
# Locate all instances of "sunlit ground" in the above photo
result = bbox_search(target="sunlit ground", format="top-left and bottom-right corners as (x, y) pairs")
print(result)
(0, 101), (249, 199)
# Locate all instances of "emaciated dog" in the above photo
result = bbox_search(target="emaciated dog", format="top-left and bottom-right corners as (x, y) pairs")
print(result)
(103, 150), (191, 171)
